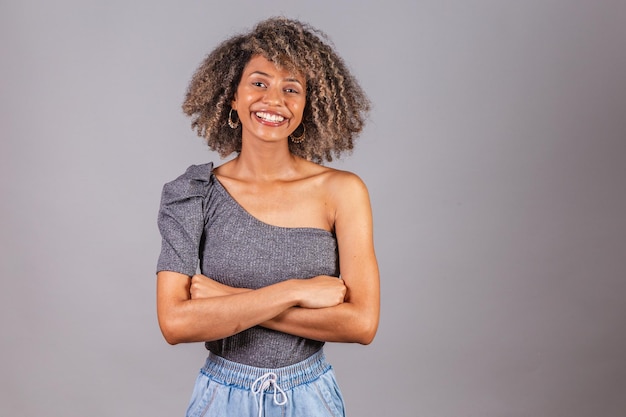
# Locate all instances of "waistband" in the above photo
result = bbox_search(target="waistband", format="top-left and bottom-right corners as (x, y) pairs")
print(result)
(201, 349), (330, 391)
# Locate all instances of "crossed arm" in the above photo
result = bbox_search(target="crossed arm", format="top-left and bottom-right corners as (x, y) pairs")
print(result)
(156, 174), (380, 345)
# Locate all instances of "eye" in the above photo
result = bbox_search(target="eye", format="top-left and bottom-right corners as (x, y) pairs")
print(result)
(252, 81), (266, 88)
(284, 87), (300, 94)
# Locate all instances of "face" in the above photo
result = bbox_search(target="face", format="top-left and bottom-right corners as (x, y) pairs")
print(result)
(231, 55), (306, 144)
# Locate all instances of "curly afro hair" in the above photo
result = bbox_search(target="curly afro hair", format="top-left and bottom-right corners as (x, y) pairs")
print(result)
(182, 17), (370, 163)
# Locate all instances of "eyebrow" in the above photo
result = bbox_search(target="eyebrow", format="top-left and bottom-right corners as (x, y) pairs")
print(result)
(249, 71), (304, 85)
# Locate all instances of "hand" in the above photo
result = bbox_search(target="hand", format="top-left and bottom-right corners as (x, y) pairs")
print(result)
(190, 274), (245, 299)
(296, 276), (347, 309)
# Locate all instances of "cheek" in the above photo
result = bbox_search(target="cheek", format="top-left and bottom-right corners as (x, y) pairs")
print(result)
(293, 99), (307, 118)
(232, 88), (254, 109)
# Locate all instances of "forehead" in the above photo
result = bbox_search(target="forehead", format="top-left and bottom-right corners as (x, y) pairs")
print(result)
(243, 55), (305, 82)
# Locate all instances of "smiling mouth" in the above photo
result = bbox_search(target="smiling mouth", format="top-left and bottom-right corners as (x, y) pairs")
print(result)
(255, 111), (285, 123)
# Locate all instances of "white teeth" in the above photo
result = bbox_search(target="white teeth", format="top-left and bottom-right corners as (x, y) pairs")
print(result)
(256, 112), (285, 122)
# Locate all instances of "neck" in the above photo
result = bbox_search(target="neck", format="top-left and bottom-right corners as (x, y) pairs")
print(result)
(232, 139), (300, 181)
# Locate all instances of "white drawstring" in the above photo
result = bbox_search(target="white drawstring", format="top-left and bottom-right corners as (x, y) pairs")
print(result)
(251, 372), (287, 417)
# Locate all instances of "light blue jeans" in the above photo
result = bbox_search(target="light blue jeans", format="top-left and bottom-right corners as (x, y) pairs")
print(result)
(185, 350), (346, 417)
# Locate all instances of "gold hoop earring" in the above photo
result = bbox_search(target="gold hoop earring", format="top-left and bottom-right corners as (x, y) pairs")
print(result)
(290, 124), (305, 143)
(228, 109), (239, 129)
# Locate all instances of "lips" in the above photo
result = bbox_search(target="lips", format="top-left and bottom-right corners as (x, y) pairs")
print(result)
(255, 111), (286, 123)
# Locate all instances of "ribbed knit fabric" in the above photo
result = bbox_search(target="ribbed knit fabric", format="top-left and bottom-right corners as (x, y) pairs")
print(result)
(157, 163), (340, 368)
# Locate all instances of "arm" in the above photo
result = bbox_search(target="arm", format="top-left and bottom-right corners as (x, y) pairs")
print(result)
(156, 271), (346, 345)
(263, 173), (380, 344)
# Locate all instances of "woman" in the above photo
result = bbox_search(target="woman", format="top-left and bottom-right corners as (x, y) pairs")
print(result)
(156, 17), (379, 417)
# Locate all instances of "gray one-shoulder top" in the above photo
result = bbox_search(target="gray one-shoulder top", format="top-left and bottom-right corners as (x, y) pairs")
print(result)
(157, 162), (339, 367)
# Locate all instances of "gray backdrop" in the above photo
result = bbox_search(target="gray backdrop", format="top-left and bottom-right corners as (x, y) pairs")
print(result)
(2, 1), (625, 416)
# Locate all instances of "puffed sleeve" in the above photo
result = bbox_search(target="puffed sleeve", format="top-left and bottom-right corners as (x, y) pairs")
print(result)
(156, 162), (214, 276)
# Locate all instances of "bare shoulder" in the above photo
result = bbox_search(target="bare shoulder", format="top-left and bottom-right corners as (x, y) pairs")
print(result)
(322, 168), (374, 246)
(296, 158), (370, 204)
(322, 168), (369, 196)
(299, 166), (370, 232)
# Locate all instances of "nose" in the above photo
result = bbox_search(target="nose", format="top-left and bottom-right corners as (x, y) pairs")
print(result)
(263, 86), (283, 105)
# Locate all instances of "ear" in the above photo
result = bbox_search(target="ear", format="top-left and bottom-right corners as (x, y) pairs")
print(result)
(231, 94), (238, 111)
